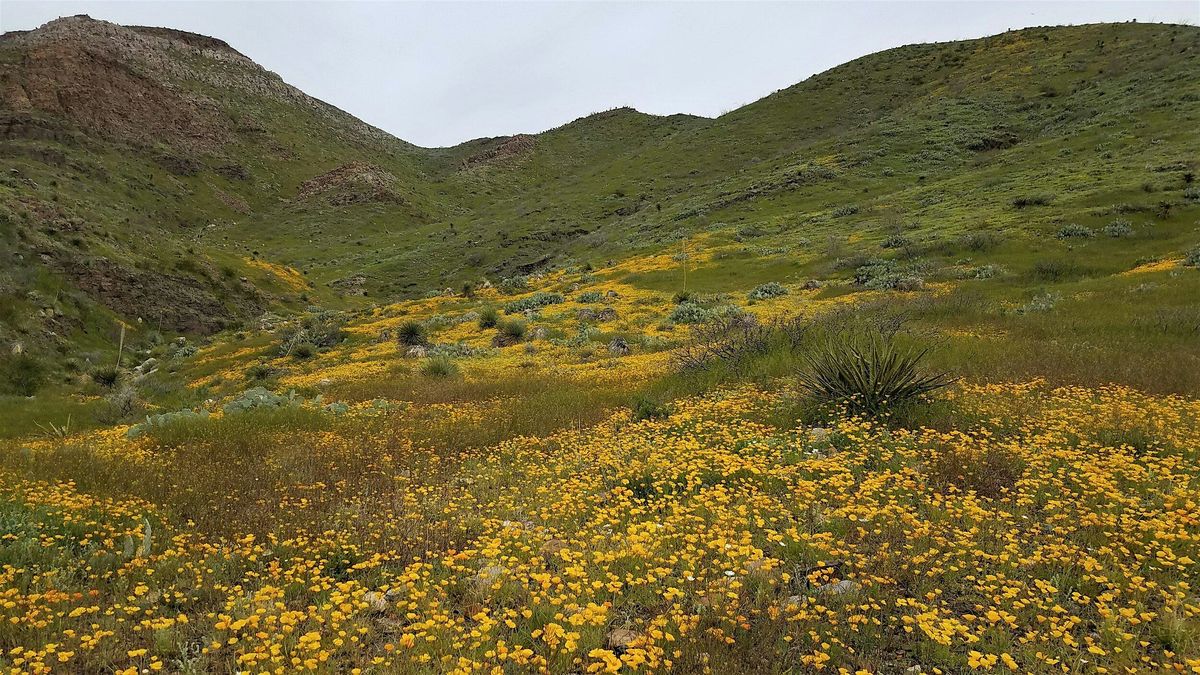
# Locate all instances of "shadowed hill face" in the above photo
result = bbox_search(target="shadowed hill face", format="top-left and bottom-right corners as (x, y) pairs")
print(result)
(0, 16), (1197, 364)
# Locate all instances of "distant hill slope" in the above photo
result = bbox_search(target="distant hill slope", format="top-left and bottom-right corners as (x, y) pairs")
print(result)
(1, 16), (1197, 364)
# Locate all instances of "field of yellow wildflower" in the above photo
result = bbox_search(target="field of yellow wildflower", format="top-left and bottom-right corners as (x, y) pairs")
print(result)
(4, 249), (1200, 674)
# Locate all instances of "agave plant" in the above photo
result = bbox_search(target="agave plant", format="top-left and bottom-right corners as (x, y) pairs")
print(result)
(798, 329), (956, 414)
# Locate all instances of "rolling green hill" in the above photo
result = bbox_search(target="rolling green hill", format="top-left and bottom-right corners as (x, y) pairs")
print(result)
(1, 16), (1198, 384)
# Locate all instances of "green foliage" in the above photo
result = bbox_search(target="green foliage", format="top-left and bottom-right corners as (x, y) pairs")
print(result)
(397, 320), (428, 346)
(421, 355), (459, 378)
(854, 259), (924, 291)
(797, 328), (956, 415)
(1056, 223), (1095, 239)
(669, 302), (711, 324)
(577, 290), (603, 303)
(631, 394), (672, 421)
(747, 282), (788, 301)
(245, 363), (276, 381)
(90, 366), (121, 389)
(1012, 193), (1054, 208)
(1103, 219), (1134, 238)
(477, 307), (499, 329)
(496, 318), (527, 344)
(503, 292), (564, 314)
(0, 353), (46, 397)
(1185, 244), (1200, 268)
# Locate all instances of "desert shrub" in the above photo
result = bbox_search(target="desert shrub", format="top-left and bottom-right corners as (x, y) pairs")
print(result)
(94, 385), (144, 424)
(960, 231), (1001, 252)
(461, 281), (476, 298)
(854, 259), (924, 291)
(504, 292), (564, 314)
(1185, 244), (1200, 268)
(0, 353), (45, 396)
(1031, 259), (1077, 282)
(396, 320), (428, 347)
(1103, 219), (1134, 238)
(1012, 193), (1053, 208)
(90, 365), (121, 388)
(292, 343), (316, 360)
(631, 394), (672, 421)
(881, 234), (911, 249)
(972, 264), (1005, 279)
(747, 282), (789, 301)
(245, 363), (276, 381)
(421, 355), (459, 378)
(498, 275), (530, 294)
(672, 290), (695, 304)
(797, 327), (956, 415)
(1185, 185), (1200, 202)
(669, 303), (712, 324)
(1017, 292), (1062, 314)
(577, 290), (603, 303)
(1056, 223), (1094, 239)
(477, 307), (499, 329)
(492, 321), (529, 349)
(222, 387), (303, 415)
(278, 312), (344, 356)
(832, 204), (859, 218)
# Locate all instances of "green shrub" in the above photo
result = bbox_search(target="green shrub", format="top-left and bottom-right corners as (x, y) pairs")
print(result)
(503, 292), (564, 314)
(577, 290), (603, 303)
(881, 234), (911, 249)
(245, 363), (276, 381)
(672, 290), (695, 305)
(748, 282), (789, 301)
(1056, 223), (1094, 239)
(797, 328), (956, 415)
(90, 365), (121, 388)
(493, 318), (527, 346)
(397, 320), (429, 346)
(854, 260), (924, 291)
(631, 394), (672, 421)
(1185, 244), (1200, 268)
(960, 231), (1001, 252)
(832, 204), (859, 218)
(292, 343), (316, 360)
(498, 275), (530, 294)
(1103, 219), (1134, 238)
(477, 307), (499, 329)
(669, 303), (712, 324)
(421, 355), (459, 378)
(0, 353), (45, 396)
(1012, 193), (1053, 208)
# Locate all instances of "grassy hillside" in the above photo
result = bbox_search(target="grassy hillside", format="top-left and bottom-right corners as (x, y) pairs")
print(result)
(0, 16), (1199, 673)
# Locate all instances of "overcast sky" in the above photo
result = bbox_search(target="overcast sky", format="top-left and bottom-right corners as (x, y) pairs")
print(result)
(2, 1), (1196, 147)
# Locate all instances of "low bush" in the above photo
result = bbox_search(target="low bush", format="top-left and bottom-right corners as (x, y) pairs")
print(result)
(577, 290), (603, 303)
(797, 327), (956, 415)
(504, 292), (564, 314)
(747, 282), (789, 301)
(421, 355), (459, 378)
(493, 318), (527, 346)
(631, 394), (672, 421)
(477, 307), (499, 329)
(1103, 219), (1134, 238)
(90, 366), (121, 389)
(1012, 193), (1053, 208)
(669, 303), (712, 324)
(397, 320), (429, 347)
(1056, 223), (1094, 239)
(0, 353), (45, 396)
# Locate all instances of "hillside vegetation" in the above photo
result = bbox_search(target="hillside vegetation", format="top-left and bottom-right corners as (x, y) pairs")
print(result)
(0, 15), (1199, 675)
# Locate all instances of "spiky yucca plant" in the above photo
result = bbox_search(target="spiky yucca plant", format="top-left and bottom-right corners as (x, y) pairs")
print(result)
(798, 330), (956, 414)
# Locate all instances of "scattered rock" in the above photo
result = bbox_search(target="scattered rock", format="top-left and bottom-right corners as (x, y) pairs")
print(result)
(803, 279), (824, 290)
(606, 628), (639, 650)
(814, 579), (860, 595)
(362, 591), (389, 613)
(540, 539), (568, 558)
(405, 345), (428, 358)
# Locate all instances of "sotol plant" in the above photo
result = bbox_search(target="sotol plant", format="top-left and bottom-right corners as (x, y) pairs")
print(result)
(798, 329), (956, 414)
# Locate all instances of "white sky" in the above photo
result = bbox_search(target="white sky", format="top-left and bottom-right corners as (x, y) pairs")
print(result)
(2, 1), (1196, 147)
